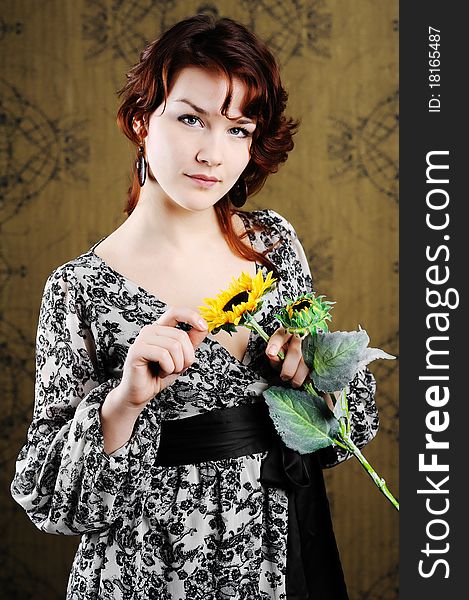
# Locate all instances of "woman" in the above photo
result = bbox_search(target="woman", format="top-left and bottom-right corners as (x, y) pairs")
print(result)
(11, 14), (378, 600)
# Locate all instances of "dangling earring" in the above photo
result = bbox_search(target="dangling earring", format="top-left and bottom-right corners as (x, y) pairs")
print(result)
(229, 175), (248, 207)
(136, 143), (147, 187)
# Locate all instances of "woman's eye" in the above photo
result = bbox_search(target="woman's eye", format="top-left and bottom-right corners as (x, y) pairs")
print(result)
(178, 115), (251, 138)
(179, 115), (201, 127)
(230, 127), (251, 138)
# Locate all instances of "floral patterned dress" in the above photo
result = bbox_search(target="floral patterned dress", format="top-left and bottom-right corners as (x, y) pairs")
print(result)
(11, 209), (379, 600)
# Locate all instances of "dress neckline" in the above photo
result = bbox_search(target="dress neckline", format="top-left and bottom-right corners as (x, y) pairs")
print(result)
(86, 211), (266, 367)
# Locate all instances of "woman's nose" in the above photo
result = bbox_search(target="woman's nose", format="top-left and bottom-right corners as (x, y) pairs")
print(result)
(196, 131), (223, 166)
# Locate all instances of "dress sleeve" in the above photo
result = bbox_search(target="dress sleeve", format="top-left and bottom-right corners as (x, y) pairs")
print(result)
(267, 209), (380, 469)
(265, 209), (315, 297)
(10, 267), (158, 535)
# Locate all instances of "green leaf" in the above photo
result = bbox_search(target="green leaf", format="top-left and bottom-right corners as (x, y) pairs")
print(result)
(305, 329), (396, 392)
(262, 386), (340, 454)
(356, 347), (396, 372)
(212, 322), (238, 335)
(301, 333), (317, 369)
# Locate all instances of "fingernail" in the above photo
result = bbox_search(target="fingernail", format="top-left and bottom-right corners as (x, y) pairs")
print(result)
(267, 345), (278, 356)
(280, 374), (289, 381)
(198, 318), (208, 330)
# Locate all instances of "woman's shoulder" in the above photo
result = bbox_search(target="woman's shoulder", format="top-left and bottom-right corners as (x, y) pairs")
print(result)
(238, 208), (299, 240)
(41, 244), (103, 296)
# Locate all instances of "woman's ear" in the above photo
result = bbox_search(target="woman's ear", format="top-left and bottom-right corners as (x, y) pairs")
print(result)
(132, 114), (148, 138)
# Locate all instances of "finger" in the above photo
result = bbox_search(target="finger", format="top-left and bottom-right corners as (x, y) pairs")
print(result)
(279, 334), (303, 382)
(266, 327), (292, 360)
(320, 391), (336, 411)
(156, 327), (196, 365)
(266, 346), (286, 365)
(148, 335), (186, 373)
(290, 359), (311, 389)
(186, 321), (210, 349)
(142, 324), (195, 366)
(144, 346), (175, 378)
(156, 306), (208, 332)
(268, 357), (283, 372)
(155, 306), (208, 349)
(266, 340), (290, 370)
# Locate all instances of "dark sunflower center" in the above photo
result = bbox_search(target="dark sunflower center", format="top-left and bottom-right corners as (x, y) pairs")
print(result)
(222, 291), (250, 312)
(292, 299), (311, 312)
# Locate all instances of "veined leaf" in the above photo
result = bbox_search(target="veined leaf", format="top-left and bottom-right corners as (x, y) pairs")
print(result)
(357, 347), (396, 371)
(302, 333), (317, 369)
(304, 329), (396, 392)
(262, 386), (340, 454)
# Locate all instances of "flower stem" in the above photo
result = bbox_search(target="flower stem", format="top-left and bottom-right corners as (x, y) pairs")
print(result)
(303, 381), (317, 397)
(243, 314), (398, 511)
(243, 313), (285, 359)
(341, 435), (400, 511)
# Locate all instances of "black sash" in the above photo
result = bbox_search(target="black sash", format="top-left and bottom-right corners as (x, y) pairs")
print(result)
(155, 402), (349, 600)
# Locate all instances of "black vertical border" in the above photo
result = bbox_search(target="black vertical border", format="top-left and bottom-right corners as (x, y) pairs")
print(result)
(400, 3), (466, 598)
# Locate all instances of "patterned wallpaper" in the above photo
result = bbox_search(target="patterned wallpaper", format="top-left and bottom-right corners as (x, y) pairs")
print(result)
(0, 1), (398, 598)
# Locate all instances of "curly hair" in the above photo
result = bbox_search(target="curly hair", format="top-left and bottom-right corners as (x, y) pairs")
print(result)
(116, 14), (300, 276)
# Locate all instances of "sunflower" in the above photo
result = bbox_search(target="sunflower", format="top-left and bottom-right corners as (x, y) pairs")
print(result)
(198, 270), (277, 334)
(275, 292), (335, 335)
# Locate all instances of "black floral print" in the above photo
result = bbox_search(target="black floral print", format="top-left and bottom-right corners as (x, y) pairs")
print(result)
(11, 209), (379, 599)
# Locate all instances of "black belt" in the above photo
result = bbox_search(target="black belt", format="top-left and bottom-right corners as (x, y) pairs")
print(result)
(155, 401), (349, 600)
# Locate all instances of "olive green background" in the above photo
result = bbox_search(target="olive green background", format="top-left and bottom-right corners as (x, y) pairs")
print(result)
(0, 1), (398, 598)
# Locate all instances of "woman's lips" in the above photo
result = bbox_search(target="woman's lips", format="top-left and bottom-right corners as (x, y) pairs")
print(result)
(185, 174), (219, 188)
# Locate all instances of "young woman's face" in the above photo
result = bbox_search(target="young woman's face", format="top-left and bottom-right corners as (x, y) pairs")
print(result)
(140, 66), (257, 212)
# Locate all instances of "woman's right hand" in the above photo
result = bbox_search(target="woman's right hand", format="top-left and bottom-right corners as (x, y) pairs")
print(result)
(114, 307), (209, 409)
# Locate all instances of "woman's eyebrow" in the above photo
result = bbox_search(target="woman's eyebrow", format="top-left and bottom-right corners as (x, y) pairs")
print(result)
(173, 98), (256, 125)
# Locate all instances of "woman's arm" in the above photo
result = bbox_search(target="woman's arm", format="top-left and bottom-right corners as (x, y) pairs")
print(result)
(10, 267), (158, 535)
(100, 386), (145, 454)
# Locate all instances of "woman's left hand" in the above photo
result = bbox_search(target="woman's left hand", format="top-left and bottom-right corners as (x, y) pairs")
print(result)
(265, 327), (309, 388)
(265, 326), (339, 410)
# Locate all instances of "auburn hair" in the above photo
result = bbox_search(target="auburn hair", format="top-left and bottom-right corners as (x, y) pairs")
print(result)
(116, 14), (300, 277)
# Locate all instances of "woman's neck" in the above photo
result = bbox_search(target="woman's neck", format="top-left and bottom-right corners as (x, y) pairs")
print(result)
(123, 192), (225, 255)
